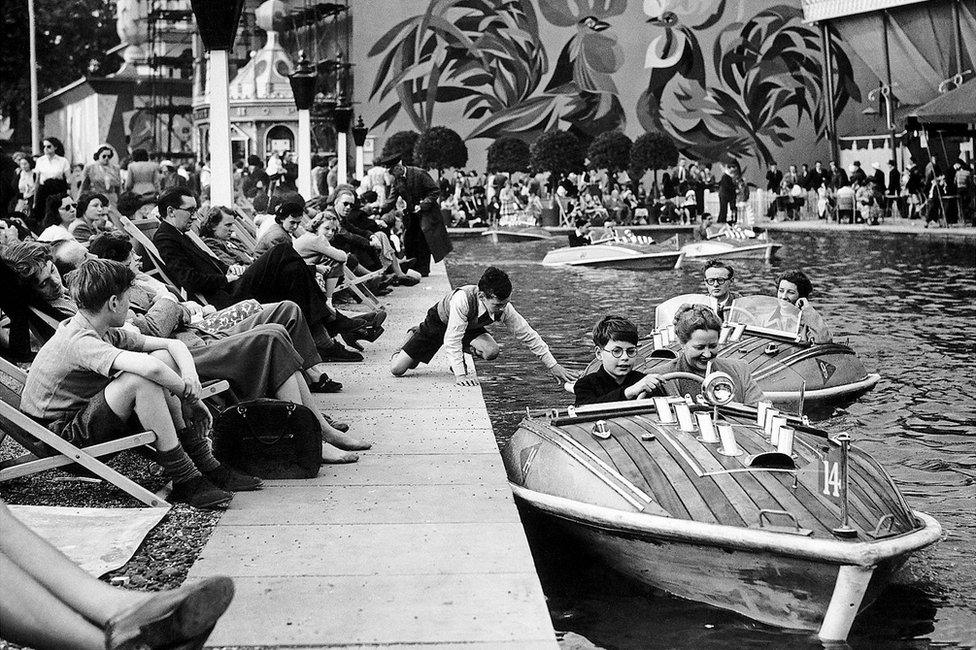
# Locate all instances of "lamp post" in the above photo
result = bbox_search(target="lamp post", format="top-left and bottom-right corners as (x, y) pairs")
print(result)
(289, 52), (317, 198)
(333, 104), (352, 185)
(351, 116), (368, 179)
(190, 0), (246, 207)
(28, 0), (40, 155)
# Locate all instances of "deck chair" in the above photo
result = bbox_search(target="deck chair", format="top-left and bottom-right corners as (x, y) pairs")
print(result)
(186, 230), (219, 258)
(231, 207), (257, 250)
(0, 357), (229, 507)
(120, 216), (212, 305)
(335, 267), (384, 309)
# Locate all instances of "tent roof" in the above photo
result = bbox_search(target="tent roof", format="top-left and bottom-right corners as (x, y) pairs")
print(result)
(909, 79), (976, 125)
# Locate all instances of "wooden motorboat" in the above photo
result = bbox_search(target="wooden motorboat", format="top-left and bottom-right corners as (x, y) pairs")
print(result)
(503, 380), (941, 640)
(583, 294), (880, 406)
(681, 226), (781, 261)
(543, 229), (684, 270)
(482, 225), (552, 242)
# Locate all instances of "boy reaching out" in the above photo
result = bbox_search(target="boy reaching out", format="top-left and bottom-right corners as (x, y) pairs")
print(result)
(573, 316), (666, 406)
(20, 259), (260, 509)
(390, 266), (576, 386)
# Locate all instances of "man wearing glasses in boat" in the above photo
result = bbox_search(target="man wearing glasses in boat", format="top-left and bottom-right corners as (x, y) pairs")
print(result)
(702, 259), (740, 320)
(390, 266), (576, 386)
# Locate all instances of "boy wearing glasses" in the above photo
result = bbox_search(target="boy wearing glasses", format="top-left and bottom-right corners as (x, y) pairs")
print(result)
(702, 259), (739, 320)
(574, 315), (664, 406)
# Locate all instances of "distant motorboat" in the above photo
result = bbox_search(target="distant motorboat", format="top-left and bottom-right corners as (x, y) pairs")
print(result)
(481, 225), (552, 242)
(681, 225), (782, 261)
(542, 228), (684, 271)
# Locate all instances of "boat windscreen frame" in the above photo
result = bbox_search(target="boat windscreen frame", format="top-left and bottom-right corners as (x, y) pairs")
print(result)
(727, 295), (802, 338)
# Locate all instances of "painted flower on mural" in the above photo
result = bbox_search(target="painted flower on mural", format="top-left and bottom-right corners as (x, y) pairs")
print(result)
(367, 0), (547, 133)
(469, 0), (627, 139)
(638, 4), (861, 166)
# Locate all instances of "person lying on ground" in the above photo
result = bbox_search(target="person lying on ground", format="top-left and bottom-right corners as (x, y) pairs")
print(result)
(0, 499), (234, 650)
(18, 258), (258, 508)
(574, 315), (666, 406)
(775, 269), (832, 344)
(150, 188), (379, 354)
(391, 266), (577, 386)
(702, 259), (740, 321)
(3, 243), (366, 463)
(654, 304), (765, 406)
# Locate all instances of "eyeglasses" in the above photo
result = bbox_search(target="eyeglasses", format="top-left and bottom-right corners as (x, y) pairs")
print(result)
(60, 203), (76, 210)
(603, 346), (638, 359)
(340, 201), (355, 207)
(704, 277), (731, 286)
(43, 144), (54, 149)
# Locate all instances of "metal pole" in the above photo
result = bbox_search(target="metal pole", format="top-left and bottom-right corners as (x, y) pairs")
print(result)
(297, 108), (311, 197)
(208, 49), (233, 206)
(337, 132), (347, 185)
(832, 432), (857, 538)
(818, 22), (839, 164)
(28, 0), (41, 155)
(881, 12), (898, 168)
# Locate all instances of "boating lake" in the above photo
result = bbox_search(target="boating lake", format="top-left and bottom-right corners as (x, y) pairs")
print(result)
(444, 231), (976, 649)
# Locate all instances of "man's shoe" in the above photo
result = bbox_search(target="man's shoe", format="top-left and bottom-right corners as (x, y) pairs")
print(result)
(169, 476), (233, 509)
(392, 274), (420, 286)
(105, 576), (235, 650)
(321, 344), (364, 362)
(205, 466), (263, 492)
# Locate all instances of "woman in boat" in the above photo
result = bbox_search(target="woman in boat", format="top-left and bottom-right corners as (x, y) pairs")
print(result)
(657, 304), (765, 406)
(775, 269), (832, 344)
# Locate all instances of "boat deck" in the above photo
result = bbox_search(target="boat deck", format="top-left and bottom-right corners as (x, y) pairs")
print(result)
(542, 409), (916, 540)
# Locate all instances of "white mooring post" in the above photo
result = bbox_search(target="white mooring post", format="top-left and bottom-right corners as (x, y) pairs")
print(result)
(208, 50), (233, 207)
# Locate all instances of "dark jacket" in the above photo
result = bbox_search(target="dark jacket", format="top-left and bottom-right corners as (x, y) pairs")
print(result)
(717, 173), (736, 200)
(765, 169), (783, 192)
(384, 166), (452, 262)
(872, 170), (886, 193)
(153, 220), (234, 306)
(574, 366), (651, 406)
(887, 169), (901, 194)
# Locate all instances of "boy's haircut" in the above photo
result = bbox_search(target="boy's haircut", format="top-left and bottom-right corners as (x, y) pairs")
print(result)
(673, 304), (722, 343)
(71, 259), (135, 312)
(157, 187), (194, 218)
(89, 231), (133, 263)
(478, 266), (512, 300)
(592, 315), (638, 347)
(0, 241), (51, 281)
(777, 269), (813, 298)
(703, 258), (734, 279)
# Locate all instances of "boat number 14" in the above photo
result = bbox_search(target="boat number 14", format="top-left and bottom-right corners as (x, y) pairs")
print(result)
(820, 459), (842, 499)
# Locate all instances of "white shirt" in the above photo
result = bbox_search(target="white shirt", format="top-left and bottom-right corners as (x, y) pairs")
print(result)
(443, 292), (556, 377)
(34, 155), (71, 184)
(37, 225), (72, 242)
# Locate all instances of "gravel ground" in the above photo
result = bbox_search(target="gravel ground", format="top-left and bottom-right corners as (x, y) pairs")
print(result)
(0, 436), (222, 591)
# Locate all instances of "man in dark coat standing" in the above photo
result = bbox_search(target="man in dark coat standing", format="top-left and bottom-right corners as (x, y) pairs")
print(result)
(378, 155), (452, 276)
(716, 163), (736, 223)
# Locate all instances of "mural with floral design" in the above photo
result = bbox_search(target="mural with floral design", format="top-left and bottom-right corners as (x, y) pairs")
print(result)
(363, 0), (863, 169)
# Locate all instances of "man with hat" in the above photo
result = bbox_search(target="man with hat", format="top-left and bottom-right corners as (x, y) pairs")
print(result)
(375, 153), (451, 276)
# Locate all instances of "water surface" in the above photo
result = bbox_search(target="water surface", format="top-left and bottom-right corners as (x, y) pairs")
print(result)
(445, 231), (976, 649)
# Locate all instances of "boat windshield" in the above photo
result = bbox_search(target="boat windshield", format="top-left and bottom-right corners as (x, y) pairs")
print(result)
(654, 294), (718, 329)
(727, 295), (801, 336)
(706, 225), (757, 240)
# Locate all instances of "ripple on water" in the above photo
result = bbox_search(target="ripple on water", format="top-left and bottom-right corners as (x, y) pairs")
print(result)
(447, 231), (976, 648)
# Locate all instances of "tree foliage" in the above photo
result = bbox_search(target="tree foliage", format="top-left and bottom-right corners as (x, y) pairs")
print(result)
(380, 130), (420, 166)
(629, 131), (679, 174)
(530, 130), (584, 181)
(1, 0), (121, 145)
(413, 126), (468, 171)
(486, 136), (530, 173)
(587, 130), (631, 173)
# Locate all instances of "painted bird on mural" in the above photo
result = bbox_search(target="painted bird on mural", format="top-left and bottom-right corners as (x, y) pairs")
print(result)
(468, 0), (628, 140)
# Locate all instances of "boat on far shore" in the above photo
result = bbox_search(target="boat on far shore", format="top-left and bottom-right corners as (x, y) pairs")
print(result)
(681, 225), (782, 261)
(481, 225), (552, 242)
(542, 228), (684, 270)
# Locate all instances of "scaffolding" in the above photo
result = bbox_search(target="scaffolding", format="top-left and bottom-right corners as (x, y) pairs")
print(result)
(145, 0), (195, 157)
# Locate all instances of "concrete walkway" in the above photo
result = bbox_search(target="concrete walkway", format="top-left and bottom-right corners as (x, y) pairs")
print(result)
(187, 262), (558, 648)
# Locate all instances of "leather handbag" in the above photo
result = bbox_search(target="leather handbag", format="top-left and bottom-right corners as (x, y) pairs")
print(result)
(212, 399), (322, 479)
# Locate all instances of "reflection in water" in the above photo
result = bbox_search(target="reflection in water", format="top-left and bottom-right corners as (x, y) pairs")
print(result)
(445, 231), (976, 649)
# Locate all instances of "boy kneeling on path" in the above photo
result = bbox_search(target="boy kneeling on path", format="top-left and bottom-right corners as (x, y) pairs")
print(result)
(390, 266), (576, 386)
(20, 258), (261, 509)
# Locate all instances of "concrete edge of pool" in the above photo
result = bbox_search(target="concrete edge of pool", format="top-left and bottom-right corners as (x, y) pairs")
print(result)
(186, 260), (559, 648)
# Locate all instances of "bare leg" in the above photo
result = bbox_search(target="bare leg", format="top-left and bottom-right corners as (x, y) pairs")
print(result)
(103, 373), (181, 452)
(276, 372), (369, 457)
(390, 350), (419, 376)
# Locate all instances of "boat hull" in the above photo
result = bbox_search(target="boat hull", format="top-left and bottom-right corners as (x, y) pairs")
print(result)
(681, 241), (781, 261)
(482, 227), (551, 242)
(543, 244), (684, 270)
(514, 485), (935, 632)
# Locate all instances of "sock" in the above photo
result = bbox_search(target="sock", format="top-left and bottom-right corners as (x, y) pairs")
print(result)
(177, 429), (220, 472)
(157, 445), (202, 484)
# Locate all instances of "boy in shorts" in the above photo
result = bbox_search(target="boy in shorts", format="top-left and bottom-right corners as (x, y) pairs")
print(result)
(574, 315), (665, 406)
(20, 259), (258, 509)
(390, 266), (576, 386)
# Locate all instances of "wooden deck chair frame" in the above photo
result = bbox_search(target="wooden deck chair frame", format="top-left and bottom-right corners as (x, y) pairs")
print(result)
(186, 230), (219, 259)
(0, 358), (228, 508)
(231, 207), (257, 250)
(554, 195), (574, 227)
(335, 267), (384, 308)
